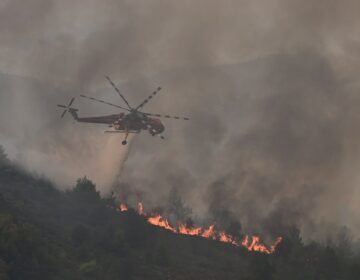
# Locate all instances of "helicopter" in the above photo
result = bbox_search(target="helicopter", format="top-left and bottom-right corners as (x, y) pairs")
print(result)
(57, 76), (189, 145)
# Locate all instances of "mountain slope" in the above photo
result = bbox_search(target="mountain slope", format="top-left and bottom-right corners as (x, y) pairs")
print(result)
(0, 150), (359, 280)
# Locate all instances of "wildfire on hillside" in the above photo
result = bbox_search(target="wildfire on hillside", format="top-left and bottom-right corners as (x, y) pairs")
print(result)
(117, 202), (282, 254)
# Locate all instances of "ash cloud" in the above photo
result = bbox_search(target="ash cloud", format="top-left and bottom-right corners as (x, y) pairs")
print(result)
(1, 1), (360, 240)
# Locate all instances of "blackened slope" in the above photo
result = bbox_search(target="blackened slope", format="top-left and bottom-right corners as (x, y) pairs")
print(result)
(0, 157), (359, 279)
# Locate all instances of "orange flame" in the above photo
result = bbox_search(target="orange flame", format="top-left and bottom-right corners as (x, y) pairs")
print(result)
(219, 232), (239, 246)
(201, 224), (216, 238)
(118, 202), (282, 254)
(119, 203), (128, 212)
(242, 235), (272, 254)
(178, 223), (202, 236)
(147, 215), (177, 233)
(270, 237), (283, 253)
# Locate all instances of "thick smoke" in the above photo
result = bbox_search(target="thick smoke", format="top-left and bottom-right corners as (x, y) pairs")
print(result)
(0, 72), (133, 194)
(1, 1), (360, 240)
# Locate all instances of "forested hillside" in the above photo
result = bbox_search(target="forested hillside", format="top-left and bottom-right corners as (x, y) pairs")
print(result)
(0, 146), (359, 280)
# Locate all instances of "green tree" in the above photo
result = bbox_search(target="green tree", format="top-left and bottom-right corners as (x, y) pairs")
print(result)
(72, 225), (91, 246)
(73, 177), (100, 202)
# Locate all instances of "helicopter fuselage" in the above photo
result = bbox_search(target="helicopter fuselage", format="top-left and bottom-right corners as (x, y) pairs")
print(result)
(112, 111), (165, 135)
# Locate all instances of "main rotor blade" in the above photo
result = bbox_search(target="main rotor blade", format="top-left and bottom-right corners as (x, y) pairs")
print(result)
(68, 97), (75, 107)
(57, 104), (67, 108)
(80, 94), (130, 111)
(135, 87), (162, 110)
(105, 76), (132, 110)
(144, 112), (190, 120)
(61, 110), (67, 118)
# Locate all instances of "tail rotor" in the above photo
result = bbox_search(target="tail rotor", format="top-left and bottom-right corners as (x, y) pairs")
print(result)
(57, 97), (76, 118)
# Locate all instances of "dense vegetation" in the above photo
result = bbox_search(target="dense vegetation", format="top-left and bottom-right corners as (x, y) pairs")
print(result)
(0, 146), (359, 280)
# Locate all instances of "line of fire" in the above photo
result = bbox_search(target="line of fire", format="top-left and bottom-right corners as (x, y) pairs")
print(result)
(115, 202), (282, 254)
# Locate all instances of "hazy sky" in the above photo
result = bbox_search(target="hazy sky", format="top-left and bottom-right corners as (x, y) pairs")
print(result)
(1, 0), (360, 241)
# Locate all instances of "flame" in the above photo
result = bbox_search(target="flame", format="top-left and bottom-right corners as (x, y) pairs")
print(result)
(118, 202), (282, 254)
(270, 237), (283, 253)
(147, 215), (177, 233)
(242, 235), (272, 254)
(119, 203), (128, 212)
(201, 224), (216, 238)
(178, 223), (202, 236)
(219, 232), (239, 246)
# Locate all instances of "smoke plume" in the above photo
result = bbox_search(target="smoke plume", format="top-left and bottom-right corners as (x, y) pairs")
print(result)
(1, 0), (360, 240)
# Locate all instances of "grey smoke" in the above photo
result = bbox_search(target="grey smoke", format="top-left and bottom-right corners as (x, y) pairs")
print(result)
(1, 1), (360, 241)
